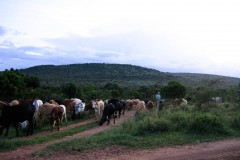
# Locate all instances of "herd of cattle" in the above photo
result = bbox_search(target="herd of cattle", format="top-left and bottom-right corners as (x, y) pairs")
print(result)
(0, 95), (226, 138)
(0, 98), (156, 137)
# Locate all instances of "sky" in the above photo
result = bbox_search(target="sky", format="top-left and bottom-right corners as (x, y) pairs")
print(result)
(0, 0), (240, 78)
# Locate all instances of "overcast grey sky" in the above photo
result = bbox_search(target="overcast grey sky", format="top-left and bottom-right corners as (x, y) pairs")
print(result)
(0, 0), (240, 78)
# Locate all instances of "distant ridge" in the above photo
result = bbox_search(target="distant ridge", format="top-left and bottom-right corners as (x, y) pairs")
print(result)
(18, 63), (240, 89)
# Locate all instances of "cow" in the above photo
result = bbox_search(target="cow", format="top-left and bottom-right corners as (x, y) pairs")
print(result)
(108, 98), (124, 118)
(50, 106), (64, 132)
(63, 98), (85, 120)
(36, 102), (56, 127)
(99, 103), (116, 126)
(180, 98), (188, 106)
(145, 100), (154, 110)
(119, 100), (126, 115)
(212, 97), (223, 103)
(48, 100), (67, 124)
(84, 102), (96, 118)
(32, 99), (43, 125)
(169, 98), (187, 110)
(91, 99), (105, 117)
(125, 99), (133, 110)
(136, 100), (146, 111)
(169, 98), (181, 110)
(72, 99), (85, 120)
(0, 102), (36, 137)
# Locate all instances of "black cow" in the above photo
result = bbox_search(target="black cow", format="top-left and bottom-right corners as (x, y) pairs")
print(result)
(99, 103), (115, 126)
(108, 98), (124, 118)
(119, 100), (126, 115)
(0, 102), (36, 137)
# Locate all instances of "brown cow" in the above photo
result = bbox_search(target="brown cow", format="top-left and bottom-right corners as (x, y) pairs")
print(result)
(145, 101), (154, 110)
(50, 106), (64, 132)
(36, 102), (56, 126)
(125, 99), (133, 110)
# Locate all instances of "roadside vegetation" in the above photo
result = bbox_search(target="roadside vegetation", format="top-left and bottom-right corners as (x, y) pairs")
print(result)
(34, 101), (240, 157)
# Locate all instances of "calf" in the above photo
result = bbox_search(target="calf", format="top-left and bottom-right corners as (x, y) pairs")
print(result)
(0, 103), (35, 137)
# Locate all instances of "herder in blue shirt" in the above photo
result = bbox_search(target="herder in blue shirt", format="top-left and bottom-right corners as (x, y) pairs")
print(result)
(155, 92), (163, 116)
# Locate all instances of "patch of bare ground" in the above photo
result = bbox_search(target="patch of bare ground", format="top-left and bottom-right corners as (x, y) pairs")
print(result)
(39, 138), (240, 160)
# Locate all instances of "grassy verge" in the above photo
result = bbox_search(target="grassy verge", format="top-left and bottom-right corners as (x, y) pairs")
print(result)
(0, 121), (98, 152)
(34, 103), (240, 157)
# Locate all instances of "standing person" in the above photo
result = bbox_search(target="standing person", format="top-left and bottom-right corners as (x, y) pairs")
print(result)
(155, 92), (162, 116)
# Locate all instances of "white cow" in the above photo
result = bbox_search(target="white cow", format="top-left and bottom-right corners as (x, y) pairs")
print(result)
(180, 98), (188, 106)
(92, 99), (105, 117)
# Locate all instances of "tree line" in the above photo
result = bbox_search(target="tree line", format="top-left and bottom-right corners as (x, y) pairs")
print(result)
(0, 69), (240, 107)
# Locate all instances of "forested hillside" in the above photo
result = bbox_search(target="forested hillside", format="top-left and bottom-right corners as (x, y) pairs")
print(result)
(18, 63), (240, 89)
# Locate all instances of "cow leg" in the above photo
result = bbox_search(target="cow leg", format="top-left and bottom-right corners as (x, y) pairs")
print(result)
(5, 125), (10, 137)
(107, 115), (110, 125)
(51, 119), (54, 132)
(51, 121), (54, 132)
(28, 119), (34, 135)
(107, 119), (110, 125)
(57, 117), (60, 131)
(111, 114), (115, 124)
(64, 113), (67, 124)
(13, 123), (19, 137)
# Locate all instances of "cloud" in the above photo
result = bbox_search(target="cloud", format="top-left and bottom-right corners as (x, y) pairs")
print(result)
(0, 41), (14, 49)
(0, 26), (6, 36)
(25, 51), (43, 56)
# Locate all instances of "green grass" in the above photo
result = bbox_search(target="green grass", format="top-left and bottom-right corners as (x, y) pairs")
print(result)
(0, 121), (98, 152)
(34, 103), (240, 157)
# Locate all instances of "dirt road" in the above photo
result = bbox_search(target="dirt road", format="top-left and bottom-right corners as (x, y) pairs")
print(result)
(1, 110), (240, 160)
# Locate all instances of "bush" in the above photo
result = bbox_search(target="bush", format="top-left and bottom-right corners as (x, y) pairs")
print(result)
(188, 113), (224, 134)
(167, 111), (189, 131)
(121, 114), (170, 136)
(138, 118), (170, 134)
(229, 113), (240, 129)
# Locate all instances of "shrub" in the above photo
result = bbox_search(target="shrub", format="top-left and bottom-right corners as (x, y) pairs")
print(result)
(188, 113), (224, 134)
(229, 113), (240, 129)
(138, 118), (170, 134)
(121, 114), (170, 136)
(167, 111), (189, 131)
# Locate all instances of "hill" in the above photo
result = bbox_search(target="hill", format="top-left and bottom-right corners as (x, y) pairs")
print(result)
(18, 63), (240, 89)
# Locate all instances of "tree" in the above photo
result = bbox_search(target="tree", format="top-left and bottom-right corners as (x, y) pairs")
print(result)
(194, 87), (211, 108)
(0, 70), (26, 100)
(61, 82), (78, 98)
(24, 75), (40, 88)
(160, 81), (186, 99)
(111, 89), (120, 98)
